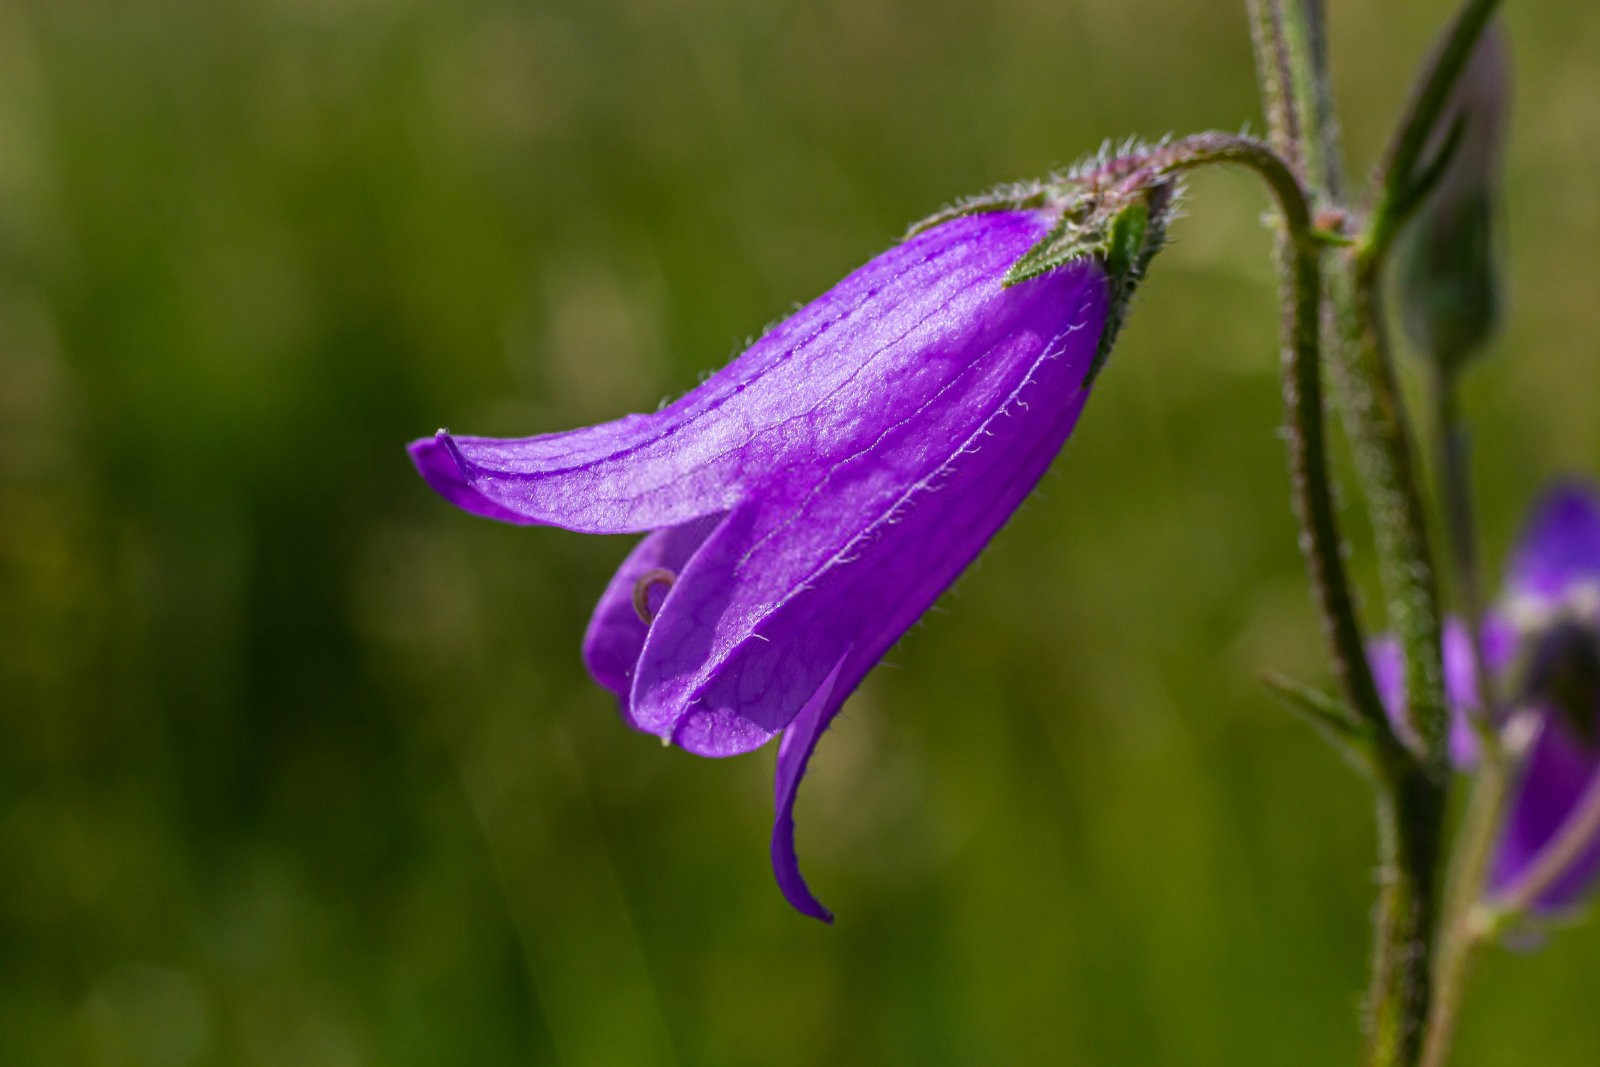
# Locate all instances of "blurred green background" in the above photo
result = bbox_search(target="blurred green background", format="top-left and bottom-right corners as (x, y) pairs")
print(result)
(3, 1), (1597, 1064)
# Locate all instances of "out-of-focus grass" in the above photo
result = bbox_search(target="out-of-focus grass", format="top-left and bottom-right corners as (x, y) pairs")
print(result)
(1, 1), (1596, 1064)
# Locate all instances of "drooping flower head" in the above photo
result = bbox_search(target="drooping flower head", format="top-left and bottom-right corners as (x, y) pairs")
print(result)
(410, 173), (1174, 920)
(1374, 483), (1600, 915)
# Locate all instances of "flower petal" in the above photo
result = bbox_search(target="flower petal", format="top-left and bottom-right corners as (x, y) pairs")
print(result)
(1489, 716), (1600, 911)
(628, 264), (1108, 756)
(1506, 482), (1600, 605)
(771, 654), (850, 923)
(407, 212), (1055, 534)
(580, 513), (725, 720)
(1369, 615), (1516, 768)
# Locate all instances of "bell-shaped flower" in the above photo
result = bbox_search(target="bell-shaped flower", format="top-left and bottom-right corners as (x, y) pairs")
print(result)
(410, 183), (1171, 920)
(1372, 484), (1600, 913)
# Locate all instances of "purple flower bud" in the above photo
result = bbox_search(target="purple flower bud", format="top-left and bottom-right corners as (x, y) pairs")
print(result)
(1397, 22), (1511, 369)
(409, 195), (1162, 919)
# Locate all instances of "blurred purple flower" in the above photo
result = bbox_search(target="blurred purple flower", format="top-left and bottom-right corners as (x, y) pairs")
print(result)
(1373, 484), (1600, 912)
(410, 210), (1117, 920)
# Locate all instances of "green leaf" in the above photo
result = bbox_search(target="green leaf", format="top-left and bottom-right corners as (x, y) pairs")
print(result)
(1263, 672), (1376, 774)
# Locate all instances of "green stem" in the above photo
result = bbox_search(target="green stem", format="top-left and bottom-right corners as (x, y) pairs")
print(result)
(1118, 133), (1387, 733)
(1329, 210), (1450, 1067)
(1281, 228), (1393, 732)
(1332, 269), (1451, 1063)
(1420, 745), (1506, 1067)
(1244, 0), (1304, 173)
(1329, 253), (1449, 771)
(1343, 7), (1509, 1059)
(1369, 757), (1447, 1067)
(1241, 11), (1448, 1059)
(1244, 1), (1344, 202)
(1325, 272), (1448, 1065)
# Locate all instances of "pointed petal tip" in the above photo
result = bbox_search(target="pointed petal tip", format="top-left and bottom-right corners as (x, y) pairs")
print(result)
(771, 843), (835, 924)
(406, 429), (545, 525)
(770, 655), (850, 924)
(772, 766), (836, 923)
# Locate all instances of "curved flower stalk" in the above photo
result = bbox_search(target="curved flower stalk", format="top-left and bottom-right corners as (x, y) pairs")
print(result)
(410, 187), (1172, 920)
(1373, 484), (1600, 914)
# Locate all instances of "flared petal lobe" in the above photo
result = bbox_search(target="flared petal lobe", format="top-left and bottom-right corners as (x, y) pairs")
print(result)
(407, 212), (1068, 534)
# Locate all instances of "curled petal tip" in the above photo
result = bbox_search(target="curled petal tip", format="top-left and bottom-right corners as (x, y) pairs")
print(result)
(771, 656), (849, 923)
(771, 816), (836, 923)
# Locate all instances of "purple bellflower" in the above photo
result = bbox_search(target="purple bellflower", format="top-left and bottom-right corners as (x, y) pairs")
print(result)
(409, 181), (1172, 920)
(1373, 484), (1600, 913)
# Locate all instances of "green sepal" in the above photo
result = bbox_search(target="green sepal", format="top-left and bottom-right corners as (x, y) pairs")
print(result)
(1001, 190), (1115, 287)
(907, 148), (1179, 384)
(1002, 180), (1175, 382)
(1263, 672), (1377, 777)
(1104, 200), (1150, 283)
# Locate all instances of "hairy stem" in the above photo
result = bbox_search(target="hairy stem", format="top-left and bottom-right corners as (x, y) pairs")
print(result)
(1117, 133), (1387, 733)
(1324, 269), (1447, 1067)
(1369, 759), (1447, 1066)
(1329, 254), (1448, 770)
(1245, 1), (1344, 201)
(1148, 130), (1455, 1067)
(1245, 0), (1304, 174)
(1336, 5), (1509, 1059)
(1242, 3), (1519, 1063)
(1326, 267), (1450, 1067)
(1276, 227), (1391, 732)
